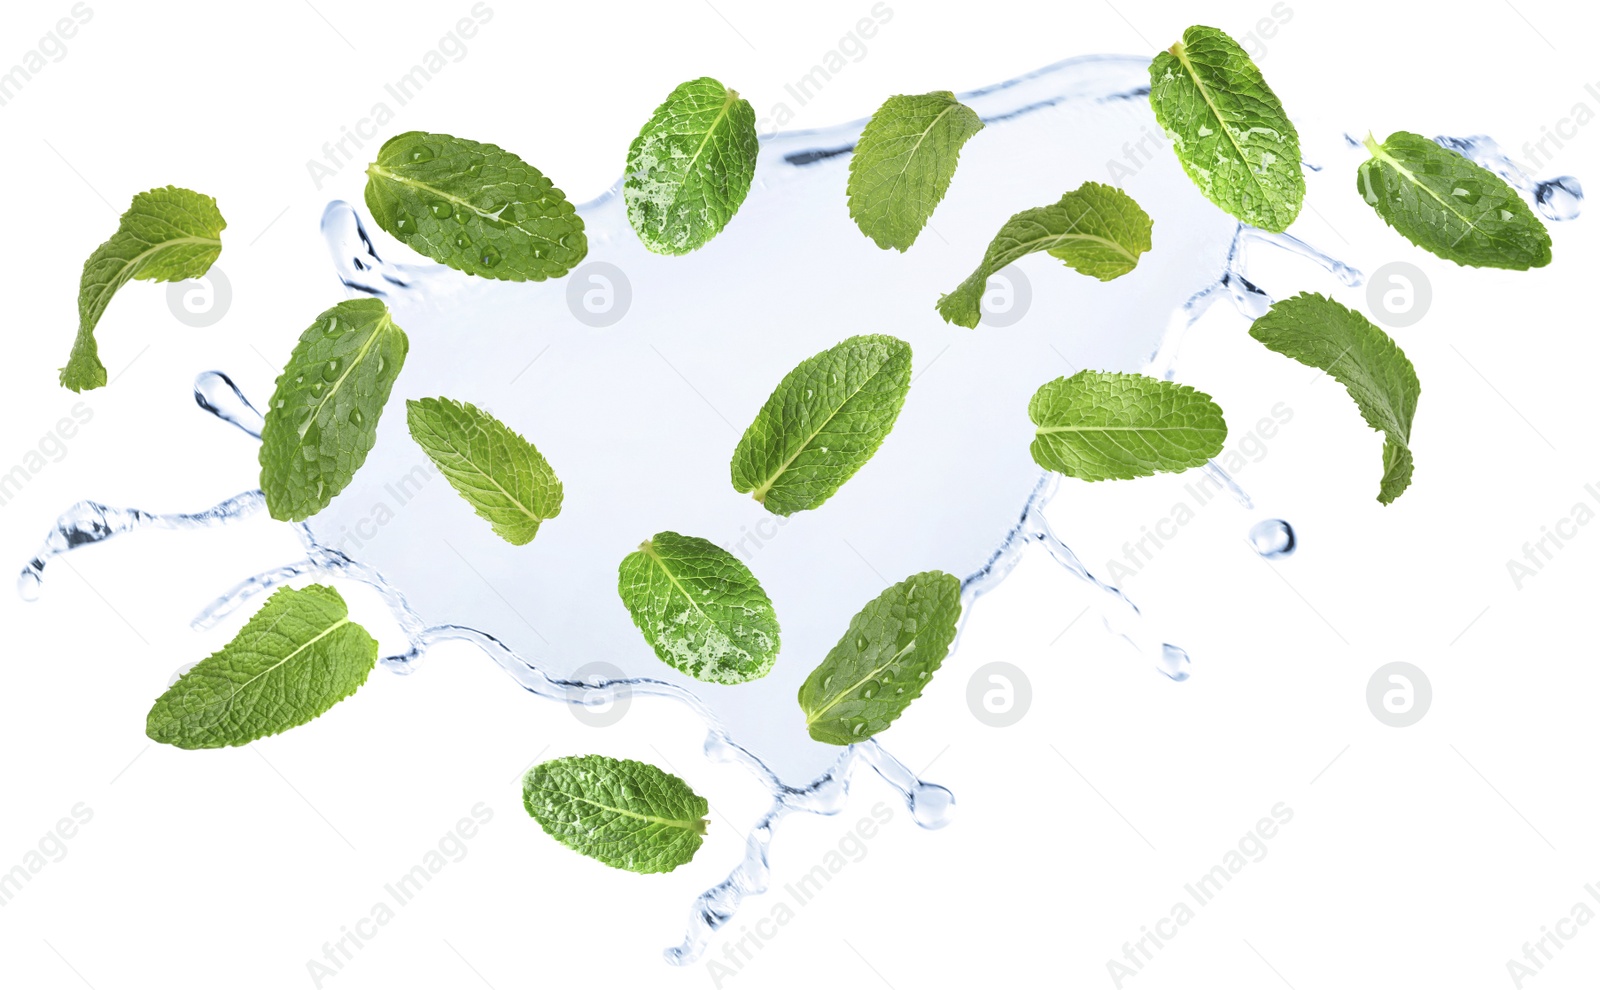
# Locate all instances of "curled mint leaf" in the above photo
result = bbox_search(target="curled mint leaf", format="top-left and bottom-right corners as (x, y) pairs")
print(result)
(617, 532), (780, 684)
(1148, 25), (1303, 231)
(63, 186), (225, 392)
(1029, 371), (1227, 481)
(365, 131), (587, 281)
(731, 335), (911, 515)
(259, 298), (408, 521)
(406, 397), (563, 546)
(522, 755), (708, 874)
(937, 181), (1152, 327)
(1357, 131), (1552, 270)
(624, 77), (759, 255)
(847, 91), (985, 251)
(147, 585), (377, 749)
(798, 571), (962, 745)
(1249, 292), (1420, 504)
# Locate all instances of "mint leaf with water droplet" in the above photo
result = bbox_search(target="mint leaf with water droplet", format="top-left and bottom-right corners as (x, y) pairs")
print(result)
(522, 755), (708, 874)
(847, 91), (985, 251)
(937, 181), (1152, 327)
(798, 571), (961, 746)
(1357, 131), (1552, 270)
(259, 298), (408, 521)
(1249, 292), (1420, 504)
(624, 77), (759, 255)
(365, 131), (587, 280)
(406, 397), (563, 546)
(617, 532), (779, 684)
(147, 585), (377, 749)
(62, 186), (225, 392)
(731, 335), (912, 515)
(1029, 371), (1227, 481)
(1149, 25), (1303, 231)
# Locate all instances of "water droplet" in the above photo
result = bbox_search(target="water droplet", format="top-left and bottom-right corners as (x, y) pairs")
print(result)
(859, 680), (880, 700)
(454, 232), (471, 250)
(1247, 518), (1297, 559)
(1536, 176), (1583, 221)
(321, 358), (343, 382)
(1450, 181), (1481, 204)
(820, 674), (833, 692)
(348, 407), (365, 427)
(850, 722), (868, 736)
(908, 782), (955, 829)
(479, 246), (502, 268)
(855, 635), (868, 651)
(429, 200), (453, 219)
(17, 566), (43, 602)
(408, 145), (435, 163)
(1157, 643), (1192, 682)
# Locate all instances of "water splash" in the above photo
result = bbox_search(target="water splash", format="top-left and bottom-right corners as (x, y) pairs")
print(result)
(1432, 134), (1583, 221)
(16, 53), (1584, 968)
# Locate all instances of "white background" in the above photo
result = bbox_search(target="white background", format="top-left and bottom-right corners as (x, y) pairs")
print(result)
(2, 1), (1598, 987)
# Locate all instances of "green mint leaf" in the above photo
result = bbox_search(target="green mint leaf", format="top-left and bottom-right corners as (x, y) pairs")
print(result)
(617, 532), (780, 684)
(1028, 371), (1227, 481)
(731, 335), (912, 515)
(522, 755), (708, 874)
(937, 181), (1152, 327)
(147, 585), (377, 749)
(365, 131), (587, 281)
(259, 298), (409, 521)
(797, 571), (962, 745)
(1357, 131), (1552, 270)
(405, 397), (563, 546)
(62, 186), (225, 392)
(624, 77), (759, 255)
(1148, 25), (1304, 231)
(847, 91), (985, 251)
(1249, 292), (1421, 504)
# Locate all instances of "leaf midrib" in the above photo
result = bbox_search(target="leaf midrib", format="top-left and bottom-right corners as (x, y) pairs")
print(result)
(748, 357), (895, 505)
(552, 788), (706, 834)
(301, 313), (392, 441)
(805, 637), (919, 726)
(1169, 38), (1280, 215)
(84, 235), (220, 326)
(151, 610), (352, 732)
(366, 163), (560, 245)
(1366, 139), (1491, 241)
(427, 413), (546, 530)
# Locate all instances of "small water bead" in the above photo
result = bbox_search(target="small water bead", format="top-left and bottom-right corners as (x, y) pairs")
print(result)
(454, 232), (472, 250)
(321, 358), (343, 382)
(907, 782), (955, 829)
(347, 408), (365, 427)
(479, 246), (502, 268)
(428, 200), (453, 219)
(859, 680), (880, 700)
(1157, 643), (1192, 682)
(407, 145), (435, 163)
(17, 566), (42, 602)
(1248, 518), (1297, 559)
(1451, 181), (1482, 205)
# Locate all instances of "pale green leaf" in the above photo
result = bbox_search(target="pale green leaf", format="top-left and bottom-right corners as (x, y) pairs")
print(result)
(365, 131), (587, 280)
(731, 335), (911, 515)
(624, 77), (759, 255)
(522, 755), (708, 874)
(1357, 131), (1551, 270)
(937, 181), (1152, 327)
(259, 298), (409, 521)
(798, 571), (962, 745)
(847, 91), (985, 251)
(1028, 371), (1227, 481)
(1148, 25), (1303, 231)
(147, 585), (376, 749)
(617, 532), (779, 684)
(1249, 292), (1421, 504)
(62, 186), (225, 392)
(406, 397), (563, 546)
